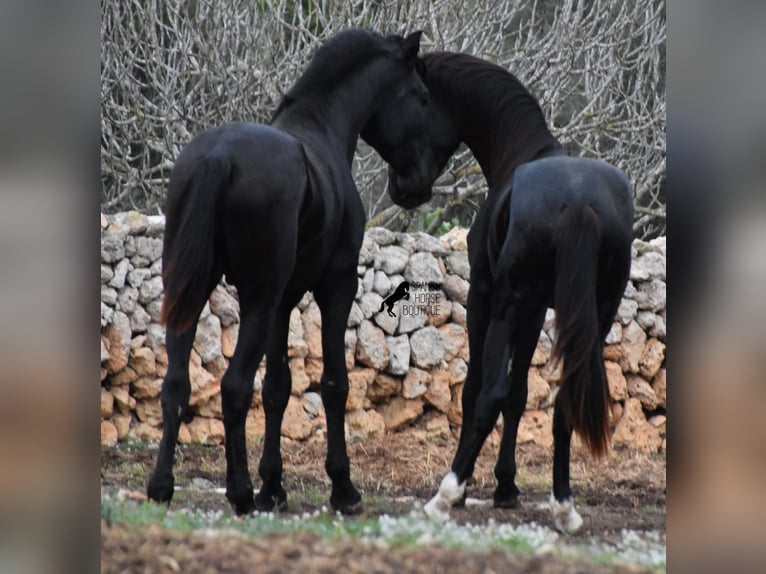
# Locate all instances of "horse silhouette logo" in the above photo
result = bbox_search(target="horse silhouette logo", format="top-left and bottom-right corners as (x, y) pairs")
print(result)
(379, 281), (411, 317)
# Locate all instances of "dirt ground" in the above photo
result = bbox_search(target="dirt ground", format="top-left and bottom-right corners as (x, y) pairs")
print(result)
(101, 429), (665, 573)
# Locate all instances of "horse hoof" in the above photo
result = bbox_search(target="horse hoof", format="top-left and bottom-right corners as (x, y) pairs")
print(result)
(493, 484), (520, 509)
(227, 487), (257, 515)
(330, 488), (363, 515)
(147, 474), (174, 504)
(493, 494), (520, 509)
(254, 489), (287, 513)
(424, 472), (466, 522)
(452, 490), (468, 508)
(335, 498), (364, 515)
(550, 493), (583, 534)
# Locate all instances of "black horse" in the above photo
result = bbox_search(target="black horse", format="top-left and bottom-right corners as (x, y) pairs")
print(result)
(147, 30), (438, 516)
(379, 281), (411, 317)
(381, 52), (634, 532)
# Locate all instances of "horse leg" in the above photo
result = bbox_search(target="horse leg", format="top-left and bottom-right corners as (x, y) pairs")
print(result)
(314, 270), (363, 514)
(254, 304), (296, 512)
(425, 311), (513, 522)
(493, 304), (546, 508)
(551, 384), (583, 533)
(449, 274), (492, 506)
(221, 296), (275, 515)
(147, 325), (198, 504)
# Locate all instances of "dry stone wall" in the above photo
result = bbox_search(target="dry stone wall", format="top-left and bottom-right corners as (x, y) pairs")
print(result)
(100, 212), (666, 453)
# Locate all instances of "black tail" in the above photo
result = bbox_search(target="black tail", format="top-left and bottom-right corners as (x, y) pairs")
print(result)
(551, 205), (610, 458)
(160, 156), (230, 333)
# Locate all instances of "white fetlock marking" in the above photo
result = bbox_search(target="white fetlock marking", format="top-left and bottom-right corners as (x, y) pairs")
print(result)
(423, 472), (465, 523)
(549, 492), (583, 533)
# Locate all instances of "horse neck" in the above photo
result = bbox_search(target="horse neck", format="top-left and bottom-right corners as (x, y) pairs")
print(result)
(273, 67), (395, 165)
(428, 67), (564, 191)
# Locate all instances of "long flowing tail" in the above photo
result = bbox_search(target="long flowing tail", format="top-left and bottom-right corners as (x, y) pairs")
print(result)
(160, 156), (230, 333)
(551, 205), (610, 458)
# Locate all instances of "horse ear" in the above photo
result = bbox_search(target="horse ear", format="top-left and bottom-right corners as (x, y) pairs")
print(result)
(402, 31), (423, 63)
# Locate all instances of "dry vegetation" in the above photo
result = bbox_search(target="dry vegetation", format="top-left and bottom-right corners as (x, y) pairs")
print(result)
(101, 0), (665, 238)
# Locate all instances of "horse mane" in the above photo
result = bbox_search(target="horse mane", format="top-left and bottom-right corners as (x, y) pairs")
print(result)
(421, 52), (561, 176)
(272, 30), (392, 122)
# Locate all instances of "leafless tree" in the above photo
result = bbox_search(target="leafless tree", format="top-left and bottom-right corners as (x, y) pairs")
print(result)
(101, 0), (665, 238)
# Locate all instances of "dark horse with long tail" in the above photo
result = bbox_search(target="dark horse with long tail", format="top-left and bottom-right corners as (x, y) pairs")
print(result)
(378, 52), (633, 532)
(147, 30), (439, 516)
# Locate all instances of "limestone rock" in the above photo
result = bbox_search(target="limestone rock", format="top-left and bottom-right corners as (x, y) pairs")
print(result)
(376, 245), (409, 274)
(442, 274), (470, 305)
(438, 323), (466, 362)
(110, 367), (138, 387)
(133, 377), (162, 400)
(131, 422), (162, 442)
(620, 320), (647, 373)
(286, 307), (307, 357)
(379, 397), (423, 431)
(526, 368), (551, 410)
(367, 373), (402, 402)
(221, 324), (239, 358)
(282, 396), (313, 440)
(639, 338), (665, 379)
(630, 251), (666, 282)
(605, 322), (623, 345)
(136, 398), (163, 426)
(397, 302), (427, 334)
(446, 357), (468, 385)
(404, 252), (443, 284)
(409, 326), (445, 369)
(355, 320), (389, 370)
(440, 227), (468, 251)
(209, 286), (240, 326)
(138, 276), (163, 304)
(627, 374), (659, 410)
(112, 414), (132, 439)
(636, 311), (666, 340)
(444, 252), (470, 280)
(345, 328), (357, 371)
(385, 334), (410, 376)
(424, 413), (452, 439)
(359, 292), (384, 319)
(616, 298), (638, 325)
(101, 388), (114, 419)
(517, 410), (553, 448)
(612, 398), (661, 453)
(101, 420), (118, 446)
(104, 310), (131, 373)
(373, 309), (399, 335)
(347, 301), (363, 327)
(451, 302), (467, 328)
(425, 371), (451, 413)
(634, 279), (666, 312)
(129, 347), (156, 377)
(289, 357), (310, 395)
(302, 301), (323, 359)
(347, 368), (376, 411)
(605, 361), (628, 401)
(101, 234), (125, 263)
(367, 227), (397, 246)
(373, 271), (392, 296)
(426, 292), (451, 327)
(193, 313), (222, 364)
(346, 409), (386, 439)
(403, 367), (430, 399)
